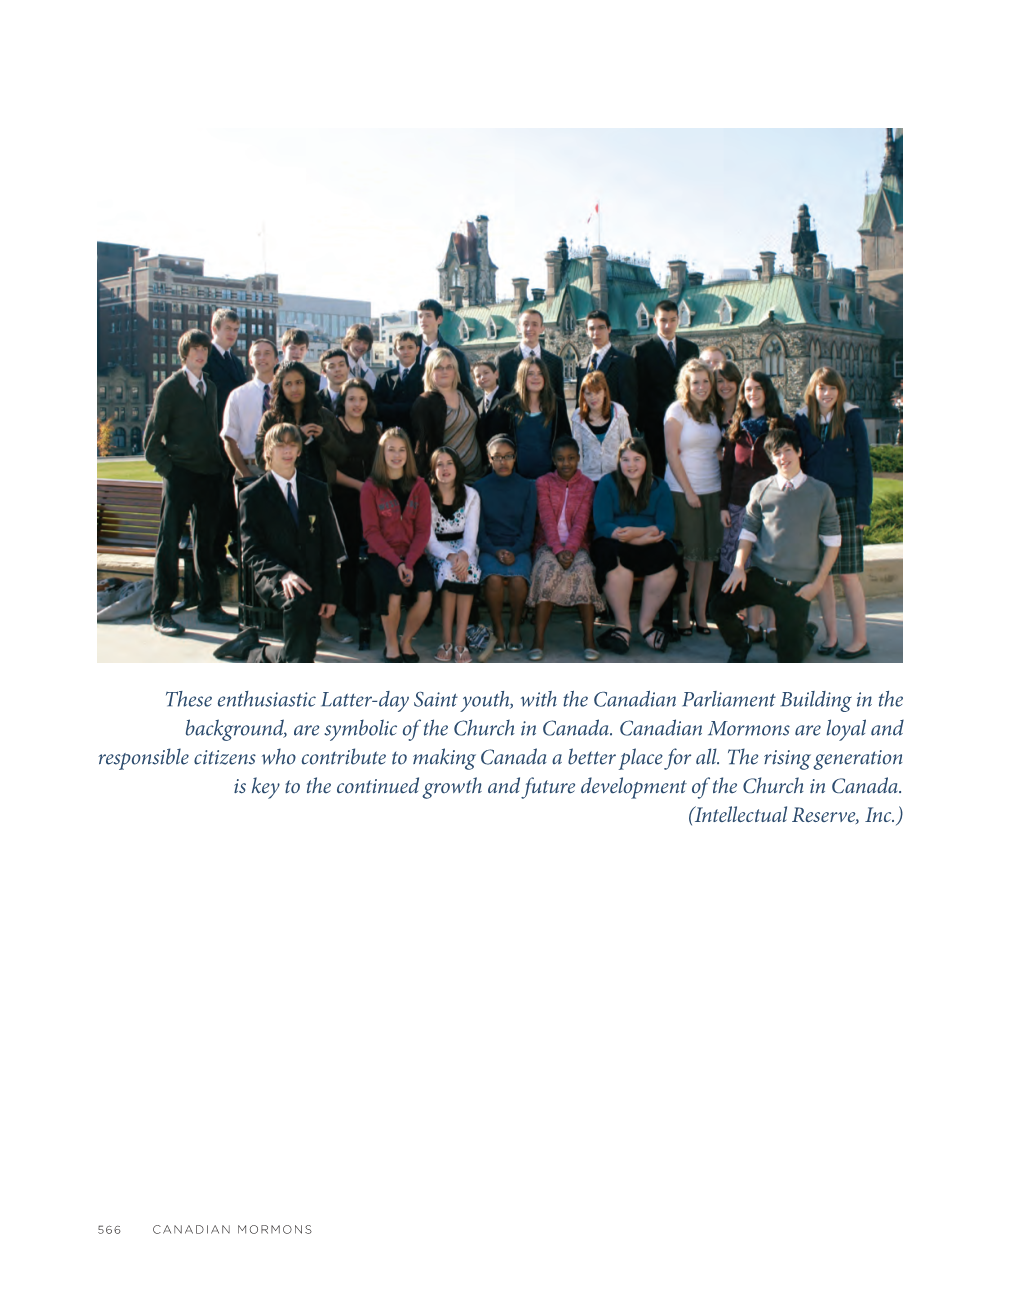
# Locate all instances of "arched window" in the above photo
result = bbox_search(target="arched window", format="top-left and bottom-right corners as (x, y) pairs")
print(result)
(458, 319), (470, 343)
(562, 304), (575, 334)
(130, 427), (142, 454)
(857, 345), (865, 376)
(561, 346), (578, 384)
(486, 318), (498, 340)
(837, 297), (849, 322)
(848, 382), (857, 401)
(113, 429), (126, 450)
(717, 298), (733, 325)
(761, 335), (785, 377)
(809, 338), (821, 368)
(893, 352), (903, 379)
(679, 302), (693, 328)
(636, 303), (649, 330)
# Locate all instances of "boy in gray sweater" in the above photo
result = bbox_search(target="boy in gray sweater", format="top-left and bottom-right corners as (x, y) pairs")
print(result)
(711, 427), (840, 663)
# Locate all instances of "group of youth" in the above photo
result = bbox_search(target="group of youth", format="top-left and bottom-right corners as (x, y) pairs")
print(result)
(141, 299), (873, 664)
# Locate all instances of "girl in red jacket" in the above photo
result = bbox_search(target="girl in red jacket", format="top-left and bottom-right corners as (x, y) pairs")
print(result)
(526, 435), (604, 661)
(360, 429), (434, 662)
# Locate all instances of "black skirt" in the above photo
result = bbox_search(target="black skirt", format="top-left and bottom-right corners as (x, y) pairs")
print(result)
(590, 536), (678, 591)
(367, 553), (434, 605)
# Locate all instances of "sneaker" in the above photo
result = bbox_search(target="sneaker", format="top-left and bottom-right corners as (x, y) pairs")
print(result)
(465, 624), (489, 651)
(152, 612), (184, 636)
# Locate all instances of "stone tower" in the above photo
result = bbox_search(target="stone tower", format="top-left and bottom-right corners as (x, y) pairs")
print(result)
(791, 204), (819, 279)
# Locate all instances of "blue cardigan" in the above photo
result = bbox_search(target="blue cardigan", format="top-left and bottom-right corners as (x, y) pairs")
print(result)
(794, 404), (873, 526)
(593, 474), (675, 538)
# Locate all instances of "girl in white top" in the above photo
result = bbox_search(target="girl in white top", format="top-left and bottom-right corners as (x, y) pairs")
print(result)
(426, 447), (481, 663)
(570, 370), (631, 481)
(664, 359), (723, 634)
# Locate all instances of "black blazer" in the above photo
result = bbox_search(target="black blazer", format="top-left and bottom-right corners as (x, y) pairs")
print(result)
(498, 346), (565, 402)
(373, 363), (425, 432)
(575, 345), (638, 426)
(417, 332), (473, 391)
(239, 471), (344, 607)
(143, 369), (222, 477)
(409, 386), (481, 472)
(204, 345), (248, 429)
(634, 335), (699, 434)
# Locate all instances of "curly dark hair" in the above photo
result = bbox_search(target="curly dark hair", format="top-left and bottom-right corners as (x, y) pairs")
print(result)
(728, 371), (784, 440)
(267, 361), (320, 425)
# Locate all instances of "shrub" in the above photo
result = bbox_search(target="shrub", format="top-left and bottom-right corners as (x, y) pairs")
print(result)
(870, 445), (902, 474)
(863, 491), (902, 545)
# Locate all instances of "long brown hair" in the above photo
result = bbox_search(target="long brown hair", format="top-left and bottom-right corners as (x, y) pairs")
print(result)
(513, 358), (557, 426)
(612, 437), (654, 515)
(578, 371), (612, 422)
(370, 427), (418, 490)
(804, 367), (848, 439)
(727, 371), (783, 441)
(428, 446), (467, 512)
(674, 359), (720, 425)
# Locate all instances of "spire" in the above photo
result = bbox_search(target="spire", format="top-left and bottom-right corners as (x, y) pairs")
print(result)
(881, 127), (899, 178)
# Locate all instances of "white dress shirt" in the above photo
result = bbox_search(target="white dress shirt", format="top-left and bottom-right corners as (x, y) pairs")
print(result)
(270, 470), (298, 506)
(222, 379), (271, 458)
(184, 367), (205, 394)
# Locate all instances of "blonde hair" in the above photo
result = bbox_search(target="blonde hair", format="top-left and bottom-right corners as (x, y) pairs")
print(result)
(804, 367), (848, 439)
(370, 427), (418, 490)
(674, 359), (719, 425)
(262, 421), (302, 468)
(423, 347), (460, 394)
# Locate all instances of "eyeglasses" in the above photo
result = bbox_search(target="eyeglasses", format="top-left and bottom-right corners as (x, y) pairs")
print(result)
(490, 453), (516, 463)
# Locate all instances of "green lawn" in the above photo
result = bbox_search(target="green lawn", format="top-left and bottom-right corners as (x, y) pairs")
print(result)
(873, 477), (902, 504)
(97, 459), (161, 481)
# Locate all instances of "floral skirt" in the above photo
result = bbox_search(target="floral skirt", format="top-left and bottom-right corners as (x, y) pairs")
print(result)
(526, 546), (605, 610)
(719, 504), (746, 575)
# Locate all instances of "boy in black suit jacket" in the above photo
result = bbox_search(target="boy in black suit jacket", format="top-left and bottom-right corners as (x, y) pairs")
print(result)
(416, 298), (472, 390)
(218, 424), (344, 663)
(634, 300), (699, 476)
(204, 307), (249, 569)
(373, 332), (424, 431)
(143, 329), (237, 635)
(575, 310), (638, 426)
(498, 308), (565, 401)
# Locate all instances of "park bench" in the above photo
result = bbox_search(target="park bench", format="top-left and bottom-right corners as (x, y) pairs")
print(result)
(97, 479), (174, 556)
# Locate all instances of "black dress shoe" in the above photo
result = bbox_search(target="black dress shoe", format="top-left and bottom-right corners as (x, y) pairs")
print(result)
(213, 627), (262, 660)
(152, 613), (184, 636)
(217, 557), (237, 574)
(801, 623), (819, 660)
(816, 638), (840, 656)
(198, 608), (239, 626)
(358, 625), (371, 650)
(835, 643), (870, 659)
(727, 638), (751, 663)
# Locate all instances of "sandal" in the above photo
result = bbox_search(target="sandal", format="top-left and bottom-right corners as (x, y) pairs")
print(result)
(454, 646), (472, 663)
(694, 623), (711, 636)
(641, 627), (668, 653)
(677, 623), (693, 637)
(434, 643), (453, 662)
(597, 626), (631, 655)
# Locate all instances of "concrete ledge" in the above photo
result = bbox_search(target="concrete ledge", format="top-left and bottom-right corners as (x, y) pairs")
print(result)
(856, 543), (902, 600)
(97, 553), (237, 602)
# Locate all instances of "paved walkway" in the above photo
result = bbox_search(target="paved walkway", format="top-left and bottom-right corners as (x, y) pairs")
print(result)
(98, 597), (902, 665)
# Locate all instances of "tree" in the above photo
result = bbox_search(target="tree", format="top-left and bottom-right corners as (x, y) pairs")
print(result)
(97, 417), (114, 458)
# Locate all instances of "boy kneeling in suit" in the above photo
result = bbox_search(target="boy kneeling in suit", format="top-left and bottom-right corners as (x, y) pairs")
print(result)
(215, 423), (344, 662)
(711, 426), (840, 663)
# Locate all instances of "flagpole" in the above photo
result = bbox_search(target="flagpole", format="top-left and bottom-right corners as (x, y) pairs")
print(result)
(598, 200), (601, 247)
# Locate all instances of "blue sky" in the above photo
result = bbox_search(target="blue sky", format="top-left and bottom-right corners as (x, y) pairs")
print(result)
(97, 128), (890, 314)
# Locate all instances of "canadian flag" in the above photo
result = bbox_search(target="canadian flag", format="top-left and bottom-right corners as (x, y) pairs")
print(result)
(587, 202), (599, 224)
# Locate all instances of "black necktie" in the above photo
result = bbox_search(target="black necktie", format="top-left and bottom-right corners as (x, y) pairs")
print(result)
(421, 344), (430, 365)
(286, 481), (299, 526)
(668, 341), (676, 365)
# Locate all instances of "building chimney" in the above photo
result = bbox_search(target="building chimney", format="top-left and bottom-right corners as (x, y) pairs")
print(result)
(855, 265), (870, 325)
(531, 287), (545, 303)
(667, 259), (687, 299)
(511, 277), (529, 315)
(545, 250), (562, 297)
(812, 254), (830, 324)
(688, 271), (704, 287)
(590, 245), (608, 312)
(760, 251), (776, 284)
(451, 284), (463, 310)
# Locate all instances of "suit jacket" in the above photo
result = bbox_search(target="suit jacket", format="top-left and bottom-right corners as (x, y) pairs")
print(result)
(498, 346), (565, 402)
(143, 369), (222, 478)
(373, 363), (425, 431)
(417, 332), (472, 391)
(204, 345), (248, 429)
(634, 335), (699, 437)
(239, 471), (343, 606)
(476, 385), (509, 445)
(575, 345), (638, 426)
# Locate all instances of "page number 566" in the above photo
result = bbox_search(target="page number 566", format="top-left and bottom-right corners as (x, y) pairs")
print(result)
(98, 1225), (121, 1234)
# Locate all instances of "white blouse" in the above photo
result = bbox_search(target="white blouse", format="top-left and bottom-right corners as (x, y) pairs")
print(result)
(663, 401), (721, 496)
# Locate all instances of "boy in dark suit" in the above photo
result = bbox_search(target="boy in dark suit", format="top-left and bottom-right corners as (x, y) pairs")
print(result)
(204, 307), (248, 570)
(143, 329), (238, 635)
(373, 332), (424, 431)
(217, 424), (344, 663)
(416, 298), (472, 390)
(711, 427), (840, 663)
(634, 300), (699, 476)
(575, 310), (638, 426)
(498, 308), (565, 401)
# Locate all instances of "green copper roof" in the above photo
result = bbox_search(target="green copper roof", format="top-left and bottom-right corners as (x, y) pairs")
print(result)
(859, 181), (903, 234)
